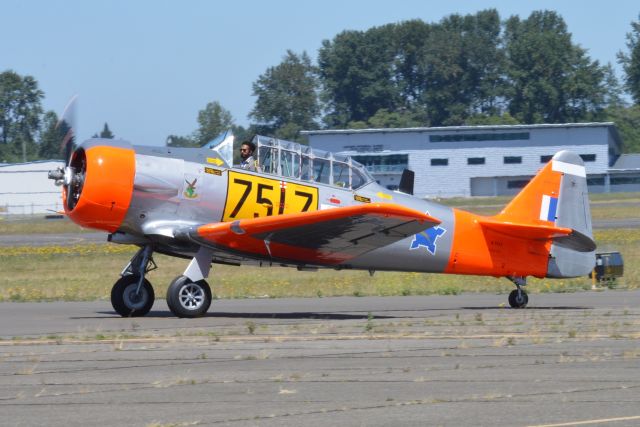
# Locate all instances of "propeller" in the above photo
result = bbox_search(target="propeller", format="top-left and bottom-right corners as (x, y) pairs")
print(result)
(47, 95), (85, 211)
(59, 95), (77, 166)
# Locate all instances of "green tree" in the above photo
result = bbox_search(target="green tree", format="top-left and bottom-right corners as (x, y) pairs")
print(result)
(166, 134), (197, 147)
(503, 11), (610, 123)
(364, 108), (424, 128)
(0, 70), (44, 162)
(389, 20), (432, 112)
(618, 14), (640, 104)
(38, 111), (65, 159)
(231, 124), (250, 144)
(416, 10), (506, 125)
(250, 50), (320, 141)
(606, 105), (640, 153)
(319, 28), (398, 127)
(93, 122), (114, 138)
(318, 11), (506, 128)
(465, 112), (520, 126)
(195, 101), (234, 145)
(166, 101), (235, 147)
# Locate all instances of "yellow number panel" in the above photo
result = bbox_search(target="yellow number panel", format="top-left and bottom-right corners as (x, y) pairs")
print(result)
(223, 171), (318, 221)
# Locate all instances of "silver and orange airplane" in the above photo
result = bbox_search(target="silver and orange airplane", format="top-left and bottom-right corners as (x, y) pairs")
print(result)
(48, 125), (596, 318)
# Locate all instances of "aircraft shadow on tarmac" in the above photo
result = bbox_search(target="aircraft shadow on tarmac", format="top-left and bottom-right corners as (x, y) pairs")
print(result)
(90, 311), (397, 320)
(460, 306), (592, 310)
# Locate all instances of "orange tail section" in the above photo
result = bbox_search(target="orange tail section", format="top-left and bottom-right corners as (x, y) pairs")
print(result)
(446, 151), (595, 278)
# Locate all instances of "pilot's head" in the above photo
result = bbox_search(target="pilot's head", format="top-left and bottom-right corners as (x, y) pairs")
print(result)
(240, 141), (255, 161)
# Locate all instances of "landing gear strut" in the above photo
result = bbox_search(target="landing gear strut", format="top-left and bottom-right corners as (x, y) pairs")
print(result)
(111, 245), (156, 317)
(111, 245), (214, 318)
(507, 276), (528, 309)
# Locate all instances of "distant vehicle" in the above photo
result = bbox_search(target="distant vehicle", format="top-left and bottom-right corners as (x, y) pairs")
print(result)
(590, 251), (624, 283)
(48, 121), (595, 317)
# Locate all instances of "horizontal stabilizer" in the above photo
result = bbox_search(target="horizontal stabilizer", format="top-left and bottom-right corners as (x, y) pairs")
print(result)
(478, 218), (596, 253)
(551, 229), (597, 252)
(183, 203), (441, 265)
(478, 217), (572, 240)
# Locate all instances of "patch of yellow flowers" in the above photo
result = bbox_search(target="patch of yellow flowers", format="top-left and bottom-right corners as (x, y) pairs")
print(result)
(0, 243), (136, 257)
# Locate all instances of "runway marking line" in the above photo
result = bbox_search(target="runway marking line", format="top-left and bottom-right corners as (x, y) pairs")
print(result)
(529, 415), (640, 427)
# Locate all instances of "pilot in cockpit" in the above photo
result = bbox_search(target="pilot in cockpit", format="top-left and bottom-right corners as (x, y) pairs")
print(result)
(239, 141), (257, 171)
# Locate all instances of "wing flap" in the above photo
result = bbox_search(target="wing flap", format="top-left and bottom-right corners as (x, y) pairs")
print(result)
(192, 203), (440, 265)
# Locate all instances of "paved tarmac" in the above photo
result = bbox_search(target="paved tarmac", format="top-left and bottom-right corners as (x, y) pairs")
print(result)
(0, 232), (107, 247)
(1, 291), (640, 426)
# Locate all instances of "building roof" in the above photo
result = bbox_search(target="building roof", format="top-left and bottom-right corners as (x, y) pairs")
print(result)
(0, 160), (64, 171)
(302, 122), (624, 157)
(302, 122), (618, 135)
(611, 154), (640, 170)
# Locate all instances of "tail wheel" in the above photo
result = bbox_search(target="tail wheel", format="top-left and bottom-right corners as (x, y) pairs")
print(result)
(508, 289), (528, 308)
(111, 275), (155, 317)
(166, 275), (212, 318)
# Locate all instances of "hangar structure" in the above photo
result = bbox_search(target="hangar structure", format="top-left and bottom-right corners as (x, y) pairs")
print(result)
(0, 160), (64, 215)
(303, 123), (639, 198)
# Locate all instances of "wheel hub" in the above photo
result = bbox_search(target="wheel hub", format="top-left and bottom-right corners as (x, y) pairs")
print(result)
(123, 283), (148, 309)
(179, 283), (204, 310)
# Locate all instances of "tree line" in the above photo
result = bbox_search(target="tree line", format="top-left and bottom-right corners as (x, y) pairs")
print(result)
(2, 9), (640, 163)
(0, 69), (116, 163)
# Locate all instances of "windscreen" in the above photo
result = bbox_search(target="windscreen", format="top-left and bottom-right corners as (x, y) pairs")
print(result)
(205, 130), (234, 167)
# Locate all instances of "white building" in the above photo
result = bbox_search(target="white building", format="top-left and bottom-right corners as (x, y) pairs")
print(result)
(303, 123), (635, 197)
(0, 160), (64, 214)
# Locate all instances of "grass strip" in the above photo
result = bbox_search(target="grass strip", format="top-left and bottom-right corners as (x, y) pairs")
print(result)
(0, 228), (636, 302)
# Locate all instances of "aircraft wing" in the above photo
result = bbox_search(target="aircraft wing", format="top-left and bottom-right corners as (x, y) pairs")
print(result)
(183, 204), (440, 265)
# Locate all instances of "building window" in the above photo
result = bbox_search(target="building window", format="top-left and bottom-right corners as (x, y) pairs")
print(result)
(611, 176), (640, 185)
(431, 158), (448, 166)
(429, 132), (530, 143)
(507, 179), (529, 189)
(587, 177), (605, 186)
(467, 157), (485, 165)
(504, 156), (522, 164)
(351, 154), (408, 173)
(540, 155), (553, 163)
(580, 154), (596, 162)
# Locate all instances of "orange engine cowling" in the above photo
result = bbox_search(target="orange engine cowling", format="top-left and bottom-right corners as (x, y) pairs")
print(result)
(64, 144), (135, 232)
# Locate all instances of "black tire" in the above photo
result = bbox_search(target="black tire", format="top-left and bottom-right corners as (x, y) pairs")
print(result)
(508, 289), (528, 308)
(111, 275), (155, 317)
(166, 275), (212, 318)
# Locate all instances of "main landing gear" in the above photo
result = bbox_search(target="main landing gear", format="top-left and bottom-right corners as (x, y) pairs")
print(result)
(110, 245), (214, 318)
(507, 276), (528, 308)
(111, 246), (156, 317)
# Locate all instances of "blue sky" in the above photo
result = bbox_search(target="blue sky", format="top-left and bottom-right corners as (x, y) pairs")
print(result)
(1, 0), (638, 146)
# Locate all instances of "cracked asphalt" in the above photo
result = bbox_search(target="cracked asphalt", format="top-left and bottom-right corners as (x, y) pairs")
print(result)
(1, 291), (639, 426)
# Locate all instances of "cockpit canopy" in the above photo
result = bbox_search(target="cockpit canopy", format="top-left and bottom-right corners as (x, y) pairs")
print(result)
(206, 131), (373, 190)
(252, 135), (372, 190)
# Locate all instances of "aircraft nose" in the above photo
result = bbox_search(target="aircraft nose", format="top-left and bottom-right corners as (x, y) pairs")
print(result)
(64, 143), (136, 232)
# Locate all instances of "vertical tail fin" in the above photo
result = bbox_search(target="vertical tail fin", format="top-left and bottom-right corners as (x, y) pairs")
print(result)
(495, 151), (595, 277)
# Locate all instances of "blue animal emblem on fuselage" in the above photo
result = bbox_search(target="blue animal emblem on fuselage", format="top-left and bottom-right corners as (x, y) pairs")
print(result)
(410, 224), (446, 255)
